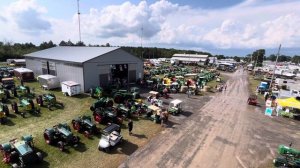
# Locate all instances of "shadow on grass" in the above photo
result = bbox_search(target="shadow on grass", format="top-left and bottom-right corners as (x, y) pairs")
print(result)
(180, 111), (193, 117)
(8, 113), (17, 118)
(111, 139), (138, 156)
(165, 120), (180, 128)
(73, 94), (90, 99)
(3, 118), (15, 126)
(131, 133), (147, 139)
(74, 141), (87, 153)
(31, 148), (50, 168)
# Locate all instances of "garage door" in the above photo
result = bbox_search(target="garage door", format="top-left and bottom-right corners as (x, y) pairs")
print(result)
(128, 70), (136, 83)
(99, 74), (109, 87)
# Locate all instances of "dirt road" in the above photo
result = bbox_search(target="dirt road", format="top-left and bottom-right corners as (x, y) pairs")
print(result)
(120, 70), (300, 168)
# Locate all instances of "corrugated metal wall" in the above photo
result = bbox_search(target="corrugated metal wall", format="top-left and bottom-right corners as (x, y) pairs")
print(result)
(83, 49), (143, 91)
(26, 58), (84, 92)
(25, 58), (43, 76)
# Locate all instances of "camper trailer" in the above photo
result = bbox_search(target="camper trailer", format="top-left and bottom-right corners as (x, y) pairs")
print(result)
(37, 75), (60, 90)
(13, 68), (35, 81)
(61, 81), (81, 96)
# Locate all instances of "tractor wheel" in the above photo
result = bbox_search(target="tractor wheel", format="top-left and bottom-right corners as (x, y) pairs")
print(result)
(29, 99), (34, 109)
(73, 136), (80, 144)
(90, 106), (95, 112)
(11, 102), (18, 114)
(3, 105), (9, 116)
(106, 100), (114, 107)
(11, 88), (17, 97)
(93, 113), (102, 123)
(36, 95), (43, 106)
(25, 86), (30, 94)
(4, 89), (10, 99)
(36, 152), (43, 162)
(72, 121), (81, 131)
(12, 163), (19, 168)
(57, 141), (64, 151)
(10, 151), (18, 163)
(43, 131), (54, 145)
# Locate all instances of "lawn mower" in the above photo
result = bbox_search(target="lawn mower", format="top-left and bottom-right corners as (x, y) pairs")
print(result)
(90, 86), (103, 99)
(98, 123), (122, 152)
(273, 144), (300, 167)
(0, 135), (43, 168)
(43, 123), (80, 151)
(36, 93), (64, 110)
(92, 108), (123, 125)
(71, 115), (98, 137)
(11, 98), (40, 118)
(0, 88), (10, 103)
(168, 99), (183, 115)
(90, 97), (114, 112)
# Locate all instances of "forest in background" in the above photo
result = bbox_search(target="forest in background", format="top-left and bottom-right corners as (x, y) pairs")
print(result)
(0, 40), (299, 64)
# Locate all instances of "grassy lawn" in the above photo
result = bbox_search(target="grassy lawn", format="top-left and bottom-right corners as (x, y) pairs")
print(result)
(0, 79), (162, 168)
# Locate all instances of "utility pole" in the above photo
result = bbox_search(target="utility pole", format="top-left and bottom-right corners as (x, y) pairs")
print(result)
(77, 0), (82, 43)
(269, 44), (282, 89)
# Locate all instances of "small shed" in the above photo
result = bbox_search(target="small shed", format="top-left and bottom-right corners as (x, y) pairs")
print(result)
(61, 81), (81, 96)
(37, 75), (60, 90)
(13, 68), (35, 81)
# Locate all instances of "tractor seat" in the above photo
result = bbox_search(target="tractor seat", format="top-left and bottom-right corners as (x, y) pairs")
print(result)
(109, 131), (119, 141)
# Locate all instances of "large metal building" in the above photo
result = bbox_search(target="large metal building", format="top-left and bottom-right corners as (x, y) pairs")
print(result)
(24, 46), (143, 92)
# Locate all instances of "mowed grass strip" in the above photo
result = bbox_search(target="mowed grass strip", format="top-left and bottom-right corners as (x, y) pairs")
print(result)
(0, 79), (162, 168)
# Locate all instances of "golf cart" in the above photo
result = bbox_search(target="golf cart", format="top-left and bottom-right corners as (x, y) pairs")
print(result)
(247, 94), (258, 106)
(0, 135), (43, 168)
(146, 105), (162, 123)
(98, 123), (122, 152)
(168, 99), (183, 115)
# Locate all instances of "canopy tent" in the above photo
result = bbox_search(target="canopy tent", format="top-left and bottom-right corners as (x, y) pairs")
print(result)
(277, 97), (300, 109)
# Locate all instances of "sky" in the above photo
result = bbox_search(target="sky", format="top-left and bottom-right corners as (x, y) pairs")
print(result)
(0, 0), (299, 56)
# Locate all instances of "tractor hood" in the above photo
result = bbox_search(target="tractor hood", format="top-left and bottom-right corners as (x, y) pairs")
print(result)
(57, 127), (72, 137)
(14, 141), (33, 156)
(83, 119), (95, 127)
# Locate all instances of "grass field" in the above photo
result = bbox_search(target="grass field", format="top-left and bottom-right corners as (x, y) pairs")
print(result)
(0, 79), (162, 168)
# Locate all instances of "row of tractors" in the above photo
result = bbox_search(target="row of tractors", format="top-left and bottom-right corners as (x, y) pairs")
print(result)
(0, 90), (64, 124)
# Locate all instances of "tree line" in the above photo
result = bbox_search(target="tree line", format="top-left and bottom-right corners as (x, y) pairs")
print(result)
(0, 40), (299, 64)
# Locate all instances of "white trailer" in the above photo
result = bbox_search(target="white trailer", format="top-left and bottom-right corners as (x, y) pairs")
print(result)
(61, 81), (81, 96)
(37, 75), (60, 90)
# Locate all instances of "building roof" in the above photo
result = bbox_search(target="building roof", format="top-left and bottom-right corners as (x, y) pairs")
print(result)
(24, 46), (120, 63)
(173, 53), (208, 58)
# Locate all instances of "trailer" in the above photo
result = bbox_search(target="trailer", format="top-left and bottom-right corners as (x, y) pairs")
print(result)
(61, 81), (81, 96)
(13, 68), (35, 82)
(37, 75), (60, 90)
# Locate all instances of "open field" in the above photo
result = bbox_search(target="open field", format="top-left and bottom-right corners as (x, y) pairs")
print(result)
(0, 80), (162, 168)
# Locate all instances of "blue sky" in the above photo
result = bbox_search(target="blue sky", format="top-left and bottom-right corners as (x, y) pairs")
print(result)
(0, 0), (299, 56)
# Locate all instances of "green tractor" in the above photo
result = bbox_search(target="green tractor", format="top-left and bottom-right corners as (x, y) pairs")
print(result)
(0, 88), (11, 103)
(90, 86), (103, 99)
(11, 98), (40, 118)
(36, 93), (64, 110)
(273, 144), (300, 167)
(90, 97), (114, 112)
(0, 135), (43, 168)
(11, 85), (33, 98)
(112, 88), (140, 104)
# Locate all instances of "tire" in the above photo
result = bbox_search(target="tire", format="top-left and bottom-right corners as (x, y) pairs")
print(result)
(11, 102), (18, 114)
(3, 105), (9, 116)
(73, 136), (80, 144)
(4, 89), (10, 99)
(36, 152), (43, 162)
(43, 131), (54, 145)
(57, 141), (64, 151)
(25, 86), (30, 94)
(72, 121), (81, 131)
(29, 99), (34, 109)
(36, 95), (43, 106)
(12, 88), (17, 97)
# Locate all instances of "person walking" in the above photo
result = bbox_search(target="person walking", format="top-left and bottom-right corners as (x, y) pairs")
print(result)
(128, 119), (133, 135)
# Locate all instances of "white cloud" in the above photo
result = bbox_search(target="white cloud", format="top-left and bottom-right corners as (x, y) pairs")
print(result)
(0, 0), (299, 53)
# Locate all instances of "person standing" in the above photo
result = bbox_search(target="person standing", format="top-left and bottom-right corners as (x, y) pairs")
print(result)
(128, 119), (133, 135)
